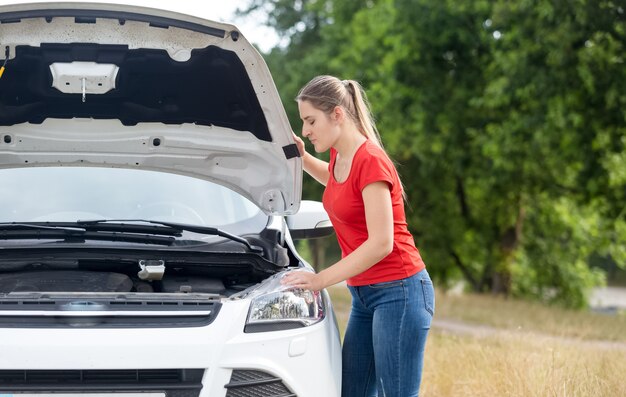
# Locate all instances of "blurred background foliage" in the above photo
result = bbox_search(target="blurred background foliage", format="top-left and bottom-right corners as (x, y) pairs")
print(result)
(240, 0), (625, 308)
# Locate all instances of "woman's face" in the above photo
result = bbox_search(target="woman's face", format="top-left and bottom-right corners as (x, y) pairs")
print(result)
(297, 100), (340, 153)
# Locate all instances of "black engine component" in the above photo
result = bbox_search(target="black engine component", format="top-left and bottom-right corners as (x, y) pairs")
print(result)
(160, 276), (225, 294)
(0, 271), (133, 293)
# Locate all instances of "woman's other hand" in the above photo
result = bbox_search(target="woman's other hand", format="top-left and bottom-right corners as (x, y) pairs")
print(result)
(281, 270), (324, 292)
(292, 131), (330, 186)
(293, 133), (306, 157)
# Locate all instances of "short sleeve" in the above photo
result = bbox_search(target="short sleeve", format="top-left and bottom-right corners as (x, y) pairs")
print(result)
(354, 144), (395, 192)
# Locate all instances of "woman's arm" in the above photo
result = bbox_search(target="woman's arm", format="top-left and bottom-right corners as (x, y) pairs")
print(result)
(302, 152), (330, 186)
(294, 134), (330, 186)
(282, 181), (394, 291)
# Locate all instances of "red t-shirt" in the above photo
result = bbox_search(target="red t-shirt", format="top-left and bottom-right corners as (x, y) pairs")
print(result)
(322, 139), (425, 286)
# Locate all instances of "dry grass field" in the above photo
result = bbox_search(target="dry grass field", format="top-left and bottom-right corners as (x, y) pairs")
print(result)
(327, 285), (626, 397)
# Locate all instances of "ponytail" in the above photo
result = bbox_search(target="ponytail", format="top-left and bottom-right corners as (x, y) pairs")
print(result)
(342, 80), (384, 149)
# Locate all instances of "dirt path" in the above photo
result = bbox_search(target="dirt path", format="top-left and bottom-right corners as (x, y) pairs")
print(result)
(432, 318), (626, 352)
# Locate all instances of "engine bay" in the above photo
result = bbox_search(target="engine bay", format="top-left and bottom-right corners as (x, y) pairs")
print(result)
(0, 242), (293, 299)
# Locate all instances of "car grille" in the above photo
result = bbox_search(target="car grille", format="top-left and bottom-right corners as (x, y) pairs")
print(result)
(0, 295), (221, 328)
(224, 369), (296, 397)
(0, 369), (204, 396)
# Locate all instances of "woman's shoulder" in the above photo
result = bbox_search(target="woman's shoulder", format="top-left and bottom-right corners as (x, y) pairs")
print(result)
(353, 140), (397, 176)
(358, 139), (394, 166)
(351, 139), (397, 190)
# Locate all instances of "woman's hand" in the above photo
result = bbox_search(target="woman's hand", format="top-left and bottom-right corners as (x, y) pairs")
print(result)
(293, 133), (306, 157)
(281, 270), (324, 292)
(292, 132), (330, 186)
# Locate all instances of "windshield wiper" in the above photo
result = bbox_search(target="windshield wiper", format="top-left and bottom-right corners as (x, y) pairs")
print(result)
(77, 219), (263, 253)
(0, 221), (262, 252)
(0, 223), (176, 245)
(4, 221), (182, 236)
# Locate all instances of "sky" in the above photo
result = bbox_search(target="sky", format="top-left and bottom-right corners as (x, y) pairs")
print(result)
(0, 0), (279, 52)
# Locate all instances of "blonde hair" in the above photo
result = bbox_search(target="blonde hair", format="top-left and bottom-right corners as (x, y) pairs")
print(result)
(296, 75), (384, 149)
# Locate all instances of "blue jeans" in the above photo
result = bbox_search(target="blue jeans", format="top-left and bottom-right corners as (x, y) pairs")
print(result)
(342, 269), (434, 397)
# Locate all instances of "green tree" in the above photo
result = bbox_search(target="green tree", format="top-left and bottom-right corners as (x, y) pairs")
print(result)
(478, 0), (625, 305)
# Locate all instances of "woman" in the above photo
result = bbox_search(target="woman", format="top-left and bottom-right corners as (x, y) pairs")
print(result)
(281, 75), (434, 397)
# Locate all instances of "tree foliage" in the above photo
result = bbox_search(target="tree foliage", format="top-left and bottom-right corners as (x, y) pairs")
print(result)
(242, 0), (625, 308)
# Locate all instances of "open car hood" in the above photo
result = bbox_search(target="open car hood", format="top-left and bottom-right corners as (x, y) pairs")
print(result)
(0, 2), (301, 215)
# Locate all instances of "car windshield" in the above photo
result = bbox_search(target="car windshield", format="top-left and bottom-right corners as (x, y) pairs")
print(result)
(0, 167), (266, 234)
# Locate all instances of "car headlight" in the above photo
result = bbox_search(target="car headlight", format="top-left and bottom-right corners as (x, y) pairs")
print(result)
(241, 271), (325, 333)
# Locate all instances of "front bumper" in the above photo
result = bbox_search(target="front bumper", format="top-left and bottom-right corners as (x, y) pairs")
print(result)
(0, 299), (342, 397)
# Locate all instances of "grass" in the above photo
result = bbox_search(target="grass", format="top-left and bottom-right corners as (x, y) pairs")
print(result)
(422, 332), (626, 397)
(327, 285), (626, 397)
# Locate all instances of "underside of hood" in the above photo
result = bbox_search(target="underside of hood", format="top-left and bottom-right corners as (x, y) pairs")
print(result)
(0, 2), (302, 215)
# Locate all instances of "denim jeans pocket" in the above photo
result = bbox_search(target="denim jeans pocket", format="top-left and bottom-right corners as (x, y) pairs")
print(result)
(420, 279), (435, 316)
(369, 279), (404, 289)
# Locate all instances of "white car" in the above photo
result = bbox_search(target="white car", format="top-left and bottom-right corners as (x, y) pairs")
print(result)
(0, 2), (341, 396)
